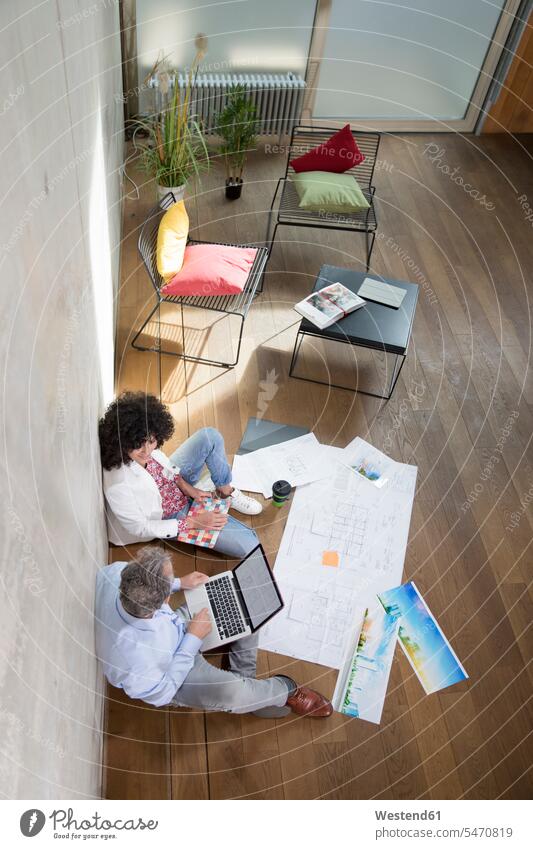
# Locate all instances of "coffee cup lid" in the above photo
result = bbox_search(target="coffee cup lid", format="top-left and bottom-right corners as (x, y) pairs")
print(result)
(272, 480), (291, 497)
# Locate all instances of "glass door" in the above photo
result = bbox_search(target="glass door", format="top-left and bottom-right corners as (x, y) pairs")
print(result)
(135, 0), (316, 115)
(308, 0), (519, 130)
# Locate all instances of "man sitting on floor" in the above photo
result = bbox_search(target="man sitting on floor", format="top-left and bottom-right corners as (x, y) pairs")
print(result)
(95, 546), (332, 718)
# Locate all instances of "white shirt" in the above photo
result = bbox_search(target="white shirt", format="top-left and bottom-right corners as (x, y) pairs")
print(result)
(103, 449), (182, 545)
(95, 561), (202, 706)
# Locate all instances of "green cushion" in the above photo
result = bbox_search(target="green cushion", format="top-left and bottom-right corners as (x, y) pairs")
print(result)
(291, 170), (370, 213)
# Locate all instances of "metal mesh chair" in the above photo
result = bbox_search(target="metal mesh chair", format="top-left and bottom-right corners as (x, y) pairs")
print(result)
(266, 126), (381, 270)
(132, 193), (269, 369)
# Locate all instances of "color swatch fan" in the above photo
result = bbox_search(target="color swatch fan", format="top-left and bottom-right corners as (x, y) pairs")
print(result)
(177, 496), (229, 548)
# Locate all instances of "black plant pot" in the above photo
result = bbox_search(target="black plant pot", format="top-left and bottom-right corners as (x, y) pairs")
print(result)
(225, 178), (243, 200)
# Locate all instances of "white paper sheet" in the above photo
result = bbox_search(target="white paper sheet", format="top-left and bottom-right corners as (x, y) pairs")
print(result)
(231, 453), (269, 497)
(231, 433), (330, 498)
(259, 445), (417, 668)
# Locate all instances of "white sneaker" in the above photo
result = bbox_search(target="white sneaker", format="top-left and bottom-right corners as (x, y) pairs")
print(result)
(228, 488), (263, 515)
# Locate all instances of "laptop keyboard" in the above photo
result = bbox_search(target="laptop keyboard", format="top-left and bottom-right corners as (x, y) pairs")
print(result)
(206, 575), (246, 640)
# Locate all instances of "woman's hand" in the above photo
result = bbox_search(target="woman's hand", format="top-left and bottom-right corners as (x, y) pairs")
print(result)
(179, 571), (209, 590)
(187, 510), (228, 531)
(177, 476), (211, 502)
(188, 487), (212, 502)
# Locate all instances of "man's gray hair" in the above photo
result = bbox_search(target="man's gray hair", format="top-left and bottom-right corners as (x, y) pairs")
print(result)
(119, 546), (173, 618)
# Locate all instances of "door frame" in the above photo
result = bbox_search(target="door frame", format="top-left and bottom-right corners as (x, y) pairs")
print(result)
(302, 0), (522, 132)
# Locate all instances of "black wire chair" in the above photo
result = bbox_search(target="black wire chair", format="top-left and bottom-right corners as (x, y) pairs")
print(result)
(266, 126), (381, 270)
(132, 193), (269, 369)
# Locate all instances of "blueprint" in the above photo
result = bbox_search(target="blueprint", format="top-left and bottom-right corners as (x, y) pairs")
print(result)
(259, 445), (417, 668)
(231, 432), (330, 498)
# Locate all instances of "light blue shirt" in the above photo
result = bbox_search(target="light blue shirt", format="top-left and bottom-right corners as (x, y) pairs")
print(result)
(95, 561), (202, 707)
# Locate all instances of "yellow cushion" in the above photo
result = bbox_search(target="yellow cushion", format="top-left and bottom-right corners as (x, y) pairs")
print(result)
(156, 201), (189, 282)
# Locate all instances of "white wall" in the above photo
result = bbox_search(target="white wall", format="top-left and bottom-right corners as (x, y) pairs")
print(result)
(0, 1), (123, 798)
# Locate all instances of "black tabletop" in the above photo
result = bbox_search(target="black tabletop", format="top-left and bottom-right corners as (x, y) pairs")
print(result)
(298, 266), (419, 355)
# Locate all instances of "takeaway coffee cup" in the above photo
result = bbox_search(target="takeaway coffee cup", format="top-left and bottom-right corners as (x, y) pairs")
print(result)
(272, 480), (291, 507)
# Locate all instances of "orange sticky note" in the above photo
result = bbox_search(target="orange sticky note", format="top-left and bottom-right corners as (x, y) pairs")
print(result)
(322, 550), (339, 567)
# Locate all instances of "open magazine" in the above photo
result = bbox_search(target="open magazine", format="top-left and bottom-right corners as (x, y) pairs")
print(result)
(294, 282), (366, 329)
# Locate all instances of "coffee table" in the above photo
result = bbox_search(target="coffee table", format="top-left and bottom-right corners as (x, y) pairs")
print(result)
(289, 266), (419, 399)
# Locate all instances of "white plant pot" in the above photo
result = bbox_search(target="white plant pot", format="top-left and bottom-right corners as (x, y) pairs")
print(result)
(157, 183), (186, 205)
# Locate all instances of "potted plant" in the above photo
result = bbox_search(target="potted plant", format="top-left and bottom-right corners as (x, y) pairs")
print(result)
(137, 36), (209, 203)
(217, 86), (257, 200)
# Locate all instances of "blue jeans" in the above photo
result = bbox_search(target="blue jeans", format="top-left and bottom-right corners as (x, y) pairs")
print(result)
(169, 427), (259, 560)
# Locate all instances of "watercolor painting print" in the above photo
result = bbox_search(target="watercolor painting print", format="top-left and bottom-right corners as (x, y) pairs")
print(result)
(353, 457), (383, 483)
(340, 437), (393, 488)
(378, 582), (468, 694)
(332, 603), (399, 723)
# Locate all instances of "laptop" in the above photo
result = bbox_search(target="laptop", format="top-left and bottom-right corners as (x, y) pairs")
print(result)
(184, 543), (284, 651)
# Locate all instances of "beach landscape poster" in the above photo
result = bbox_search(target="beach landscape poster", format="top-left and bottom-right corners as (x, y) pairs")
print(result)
(378, 582), (468, 694)
(332, 604), (399, 723)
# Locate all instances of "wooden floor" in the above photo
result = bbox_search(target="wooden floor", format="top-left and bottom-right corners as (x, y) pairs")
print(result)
(103, 132), (533, 800)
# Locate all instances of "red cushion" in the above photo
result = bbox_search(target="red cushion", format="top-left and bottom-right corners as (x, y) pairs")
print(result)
(290, 125), (365, 174)
(161, 244), (258, 296)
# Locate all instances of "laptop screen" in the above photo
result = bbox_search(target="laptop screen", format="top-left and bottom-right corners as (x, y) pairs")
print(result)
(234, 545), (283, 630)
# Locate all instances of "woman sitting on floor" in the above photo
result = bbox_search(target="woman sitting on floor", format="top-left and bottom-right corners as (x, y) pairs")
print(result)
(99, 392), (261, 558)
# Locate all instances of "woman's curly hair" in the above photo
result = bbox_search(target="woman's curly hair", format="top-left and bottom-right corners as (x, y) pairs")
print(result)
(99, 392), (175, 470)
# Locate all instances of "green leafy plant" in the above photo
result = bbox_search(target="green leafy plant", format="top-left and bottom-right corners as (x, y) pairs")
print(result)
(217, 86), (258, 183)
(137, 41), (209, 189)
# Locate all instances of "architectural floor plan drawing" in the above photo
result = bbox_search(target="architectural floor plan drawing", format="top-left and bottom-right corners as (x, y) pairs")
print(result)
(319, 497), (368, 558)
(287, 495), (368, 562)
(259, 445), (417, 668)
(231, 432), (330, 497)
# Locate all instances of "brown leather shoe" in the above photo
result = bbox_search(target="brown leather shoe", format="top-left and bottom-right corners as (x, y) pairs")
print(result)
(286, 686), (333, 718)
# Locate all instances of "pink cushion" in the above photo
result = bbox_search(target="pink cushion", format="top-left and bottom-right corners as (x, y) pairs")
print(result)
(290, 124), (365, 174)
(161, 244), (258, 296)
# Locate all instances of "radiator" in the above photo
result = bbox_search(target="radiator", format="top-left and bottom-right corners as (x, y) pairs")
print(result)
(148, 72), (306, 138)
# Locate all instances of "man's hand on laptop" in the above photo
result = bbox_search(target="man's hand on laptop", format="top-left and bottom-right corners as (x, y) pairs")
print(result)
(188, 608), (212, 640)
(187, 510), (228, 531)
(180, 571), (209, 590)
